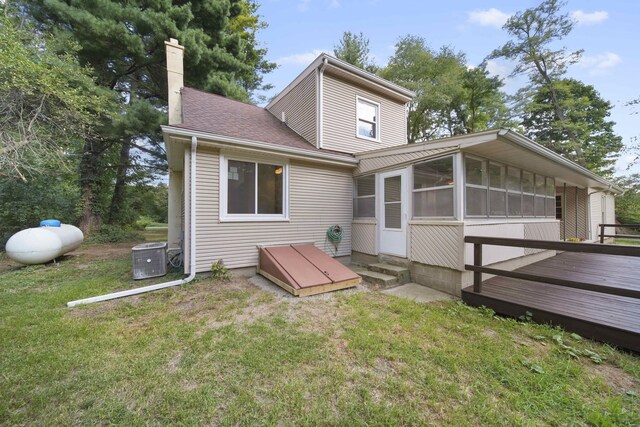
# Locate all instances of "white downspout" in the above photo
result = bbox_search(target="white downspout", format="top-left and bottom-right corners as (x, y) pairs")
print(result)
(67, 136), (198, 307)
(317, 57), (328, 149)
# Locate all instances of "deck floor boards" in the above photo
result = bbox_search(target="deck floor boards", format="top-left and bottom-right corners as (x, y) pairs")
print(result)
(462, 251), (640, 352)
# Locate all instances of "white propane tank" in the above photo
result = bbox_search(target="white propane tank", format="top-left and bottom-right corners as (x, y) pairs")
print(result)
(5, 224), (84, 265)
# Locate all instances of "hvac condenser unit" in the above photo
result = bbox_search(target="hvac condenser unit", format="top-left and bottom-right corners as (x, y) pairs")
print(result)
(132, 242), (167, 280)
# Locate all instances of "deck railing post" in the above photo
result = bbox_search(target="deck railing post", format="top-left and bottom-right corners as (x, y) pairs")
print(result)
(600, 224), (605, 244)
(473, 242), (482, 293)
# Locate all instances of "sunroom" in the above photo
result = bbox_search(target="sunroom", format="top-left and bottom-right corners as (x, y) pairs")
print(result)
(351, 129), (618, 295)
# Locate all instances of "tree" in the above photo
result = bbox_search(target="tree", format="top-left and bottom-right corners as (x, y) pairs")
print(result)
(25, 0), (275, 230)
(333, 31), (378, 73)
(0, 15), (112, 181)
(623, 96), (640, 168)
(489, 0), (587, 165)
(522, 79), (623, 175)
(381, 35), (511, 143)
(613, 174), (640, 224)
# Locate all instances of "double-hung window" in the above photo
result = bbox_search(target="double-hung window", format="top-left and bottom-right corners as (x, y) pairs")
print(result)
(221, 156), (288, 221)
(356, 97), (380, 141)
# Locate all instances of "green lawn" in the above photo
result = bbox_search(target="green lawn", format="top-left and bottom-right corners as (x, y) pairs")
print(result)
(0, 243), (638, 425)
(614, 238), (640, 246)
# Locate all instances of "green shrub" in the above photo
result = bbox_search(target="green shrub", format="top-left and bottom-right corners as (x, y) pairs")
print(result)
(211, 260), (231, 281)
(88, 224), (143, 244)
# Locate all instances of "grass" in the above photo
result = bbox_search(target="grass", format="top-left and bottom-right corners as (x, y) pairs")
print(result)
(614, 238), (640, 246)
(0, 240), (639, 425)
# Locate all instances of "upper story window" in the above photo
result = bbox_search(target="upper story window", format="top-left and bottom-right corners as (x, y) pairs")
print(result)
(220, 155), (288, 222)
(356, 97), (380, 141)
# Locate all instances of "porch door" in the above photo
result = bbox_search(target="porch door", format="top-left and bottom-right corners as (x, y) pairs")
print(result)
(379, 170), (408, 257)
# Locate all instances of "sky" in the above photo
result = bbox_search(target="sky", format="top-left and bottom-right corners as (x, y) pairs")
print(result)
(253, 0), (639, 176)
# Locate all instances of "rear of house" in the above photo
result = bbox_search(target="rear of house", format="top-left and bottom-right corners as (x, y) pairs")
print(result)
(162, 38), (619, 296)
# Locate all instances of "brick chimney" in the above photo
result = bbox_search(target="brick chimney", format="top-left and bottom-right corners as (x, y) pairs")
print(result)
(165, 38), (184, 125)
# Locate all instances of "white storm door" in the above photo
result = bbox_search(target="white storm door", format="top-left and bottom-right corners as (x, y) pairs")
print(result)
(378, 170), (408, 257)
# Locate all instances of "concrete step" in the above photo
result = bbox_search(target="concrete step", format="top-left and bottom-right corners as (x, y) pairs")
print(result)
(356, 270), (398, 288)
(368, 263), (410, 284)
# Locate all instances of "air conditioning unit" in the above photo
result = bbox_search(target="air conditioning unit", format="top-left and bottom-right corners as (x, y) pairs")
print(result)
(132, 242), (167, 280)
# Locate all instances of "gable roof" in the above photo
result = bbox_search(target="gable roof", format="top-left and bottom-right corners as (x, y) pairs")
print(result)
(172, 87), (352, 159)
(266, 53), (415, 109)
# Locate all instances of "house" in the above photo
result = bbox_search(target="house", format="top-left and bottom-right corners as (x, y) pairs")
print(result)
(161, 38), (619, 296)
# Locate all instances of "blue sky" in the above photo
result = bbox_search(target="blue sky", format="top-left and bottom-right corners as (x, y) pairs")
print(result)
(254, 0), (639, 175)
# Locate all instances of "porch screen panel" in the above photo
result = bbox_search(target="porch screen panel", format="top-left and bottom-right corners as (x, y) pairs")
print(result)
(412, 156), (455, 218)
(384, 176), (401, 229)
(465, 156), (487, 216)
(354, 175), (375, 218)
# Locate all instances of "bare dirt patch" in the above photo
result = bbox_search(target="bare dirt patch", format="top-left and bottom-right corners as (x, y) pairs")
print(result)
(584, 362), (640, 394)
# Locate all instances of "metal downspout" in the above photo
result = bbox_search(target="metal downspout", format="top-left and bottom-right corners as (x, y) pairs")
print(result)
(67, 136), (198, 307)
(317, 57), (328, 149)
(563, 183), (567, 241)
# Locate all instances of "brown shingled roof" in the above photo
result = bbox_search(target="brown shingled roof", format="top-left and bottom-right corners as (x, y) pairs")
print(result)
(175, 87), (351, 157)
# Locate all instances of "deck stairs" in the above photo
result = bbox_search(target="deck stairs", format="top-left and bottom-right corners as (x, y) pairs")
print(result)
(353, 262), (410, 288)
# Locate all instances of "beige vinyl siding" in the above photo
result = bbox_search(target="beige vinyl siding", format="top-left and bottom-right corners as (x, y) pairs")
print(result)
(355, 147), (455, 176)
(190, 146), (353, 272)
(605, 194), (616, 227)
(322, 73), (407, 154)
(352, 220), (376, 255)
(266, 72), (317, 146)
(557, 186), (588, 240)
(410, 223), (464, 270)
(588, 190), (602, 241)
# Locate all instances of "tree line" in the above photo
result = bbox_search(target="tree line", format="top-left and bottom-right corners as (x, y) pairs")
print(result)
(334, 0), (623, 176)
(1, 0), (275, 242)
(0, 0), (636, 242)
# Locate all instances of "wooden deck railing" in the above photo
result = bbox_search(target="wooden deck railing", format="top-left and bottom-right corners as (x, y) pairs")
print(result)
(464, 236), (640, 299)
(599, 223), (640, 243)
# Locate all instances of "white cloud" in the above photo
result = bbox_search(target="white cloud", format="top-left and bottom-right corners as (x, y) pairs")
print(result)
(615, 154), (637, 176)
(297, 0), (311, 12)
(329, 0), (340, 8)
(467, 8), (511, 28)
(571, 10), (608, 25)
(276, 49), (331, 66)
(485, 59), (511, 80)
(578, 52), (621, 75)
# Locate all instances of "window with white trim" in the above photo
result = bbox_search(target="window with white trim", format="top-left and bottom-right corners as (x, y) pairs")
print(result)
(221, 156), (287, 221)
(464, 155), (555, 219)
(356, 97), (379, 141)
(412, 156), (455, 218)
(354, 175), (375, 218)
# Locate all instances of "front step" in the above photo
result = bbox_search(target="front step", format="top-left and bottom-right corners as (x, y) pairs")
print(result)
(368, 263), (410, 285)
(357, 270), (398, 288)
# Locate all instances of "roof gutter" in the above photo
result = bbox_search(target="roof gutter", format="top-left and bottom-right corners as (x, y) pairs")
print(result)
(67, 136), (199, 307)
(162, 125), (358, 167)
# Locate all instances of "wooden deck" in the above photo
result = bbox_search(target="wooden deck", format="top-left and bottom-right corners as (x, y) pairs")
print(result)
(462, 252), (640, 353)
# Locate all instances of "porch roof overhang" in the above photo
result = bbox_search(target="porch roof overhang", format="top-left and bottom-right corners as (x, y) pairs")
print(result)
(355, 129), (621, 193)
(162, 125), (359, 170)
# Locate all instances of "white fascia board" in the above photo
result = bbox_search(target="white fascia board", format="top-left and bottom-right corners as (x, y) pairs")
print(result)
(161, 126), (358, 167)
